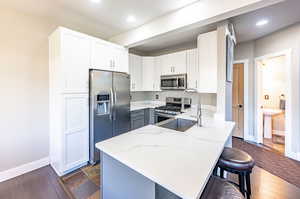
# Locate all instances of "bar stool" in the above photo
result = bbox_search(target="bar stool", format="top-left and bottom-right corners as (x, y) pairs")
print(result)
(216, 147), (255, 199)
(200, 176), (245, 199)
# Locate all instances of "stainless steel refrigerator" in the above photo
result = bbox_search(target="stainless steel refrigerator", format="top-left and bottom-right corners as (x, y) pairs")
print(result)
(89, 70), (131, 164)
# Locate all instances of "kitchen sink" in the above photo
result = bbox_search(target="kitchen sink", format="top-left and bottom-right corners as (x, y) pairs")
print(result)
(156, 118), (197, 132)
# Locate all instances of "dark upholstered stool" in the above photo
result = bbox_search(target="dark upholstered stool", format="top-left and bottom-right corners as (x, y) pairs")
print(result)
(200, 176), (245, 199)
(214, 147), (255, 199)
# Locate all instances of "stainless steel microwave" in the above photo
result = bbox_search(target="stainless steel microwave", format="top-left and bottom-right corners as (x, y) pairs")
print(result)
(160, 74), (187, 90)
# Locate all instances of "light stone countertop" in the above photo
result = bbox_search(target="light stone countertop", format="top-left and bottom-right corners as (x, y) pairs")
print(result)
(130, 101), (165, 111)
(96, 113), (235, 199)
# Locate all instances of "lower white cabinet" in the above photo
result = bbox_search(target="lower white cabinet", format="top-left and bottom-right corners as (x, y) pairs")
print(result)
(50, 94), (89, 176)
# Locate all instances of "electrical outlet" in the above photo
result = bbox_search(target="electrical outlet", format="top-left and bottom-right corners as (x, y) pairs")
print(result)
(155, 95), (159, 100)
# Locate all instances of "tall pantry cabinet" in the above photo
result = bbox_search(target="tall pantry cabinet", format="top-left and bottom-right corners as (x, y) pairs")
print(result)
(49, 27), (128, 176)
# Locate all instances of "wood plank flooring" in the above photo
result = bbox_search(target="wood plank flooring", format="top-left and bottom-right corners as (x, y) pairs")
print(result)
(0, 166), (70, 199)
(229, 166), (300, 199)
(1, 162), (300, 199)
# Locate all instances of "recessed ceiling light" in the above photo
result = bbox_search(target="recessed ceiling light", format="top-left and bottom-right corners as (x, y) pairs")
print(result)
(91, 0), (101, 3)
(256, 19), (269, 27)
(127, 16), (136, 23)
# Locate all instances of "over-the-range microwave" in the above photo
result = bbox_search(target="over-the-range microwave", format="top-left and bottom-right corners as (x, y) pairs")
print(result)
(160, 74), (187, 90)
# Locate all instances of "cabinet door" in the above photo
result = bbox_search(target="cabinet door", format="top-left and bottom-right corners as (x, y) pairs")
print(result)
(142, 57), (155, 91)
(63, 94), (89, 171)
(187, 49), (199, 89)
(161, 54), (173, 75)
(154, 56), (162, 91)
(112, 46), (129, 73)
(172, 51), (187, 74)
(91, 39), (114, 71)
(129, 54), (142, 91)
(62, 32), (90, 93)
(197, 31), (218, 93)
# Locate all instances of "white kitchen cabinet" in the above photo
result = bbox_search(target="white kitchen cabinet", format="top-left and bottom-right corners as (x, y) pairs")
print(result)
(186, 49), (199, 90)
(129, 54), (143, 91)
(62, 94), (89, 172)
(197, 31), (218, 93)
(49, 27), (90, 176)
(111, 45), (129, 73)
(161, 51), (187, 75)
(91, 38), (129, 73)
(142, 57), (156, 91)
(154, 56), (162, 91)
(58, 28), (91, 93)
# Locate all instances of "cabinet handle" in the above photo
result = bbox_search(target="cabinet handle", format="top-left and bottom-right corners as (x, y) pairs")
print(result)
(196, 80), (198, 89)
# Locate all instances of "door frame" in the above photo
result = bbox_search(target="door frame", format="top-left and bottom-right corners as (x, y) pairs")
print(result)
(254, 49), (292, 158)
(233, 60), (250, 140)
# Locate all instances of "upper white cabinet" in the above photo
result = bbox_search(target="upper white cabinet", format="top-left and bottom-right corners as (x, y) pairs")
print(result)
(91, 38), (129, 73)
(186, 49), (199, 90)
(161, 51), (187, 75)
(197, 31), (218, 93)
(142, 57), (156, 91)
(154, 56), (162, 91)
(54, 28), (91, 93)
(129, 54), (143, 91)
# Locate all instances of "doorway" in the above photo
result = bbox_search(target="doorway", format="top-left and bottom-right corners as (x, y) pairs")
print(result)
(232, 63), (244, 138)
(255, 50), (292, 156)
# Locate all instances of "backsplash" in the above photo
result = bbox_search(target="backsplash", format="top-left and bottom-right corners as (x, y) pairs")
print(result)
(131, 91), (217, 106)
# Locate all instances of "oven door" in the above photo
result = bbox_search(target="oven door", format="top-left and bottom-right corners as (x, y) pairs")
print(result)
(161, 77), (178, 90)
(155, 112), (175, 123)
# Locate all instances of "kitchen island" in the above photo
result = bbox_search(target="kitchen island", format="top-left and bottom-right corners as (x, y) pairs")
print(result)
(96, 115), (235, 199)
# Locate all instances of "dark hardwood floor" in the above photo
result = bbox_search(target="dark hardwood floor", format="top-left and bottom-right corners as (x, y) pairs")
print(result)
(1, 164), (300, 199)
(229, 166), (300, 199)
(0, 166), (70, 199)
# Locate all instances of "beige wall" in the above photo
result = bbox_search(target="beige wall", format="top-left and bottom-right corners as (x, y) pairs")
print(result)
(235, 23), (300, 154)
(0, 8), (111, 172)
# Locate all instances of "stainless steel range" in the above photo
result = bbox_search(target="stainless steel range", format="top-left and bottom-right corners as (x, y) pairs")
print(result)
(155, 97), (192, 123)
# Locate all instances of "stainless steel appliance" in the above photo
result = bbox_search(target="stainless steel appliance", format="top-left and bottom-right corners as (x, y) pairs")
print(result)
(155, 97), (191, 123)
(160, 74), (187, 90)
(89, 70), (131, 164)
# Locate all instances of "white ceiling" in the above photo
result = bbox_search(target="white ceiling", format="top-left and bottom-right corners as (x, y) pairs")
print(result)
(232, 0), (300, 43)
(1, 0), (199, 39)
(131, 0), (300, 54)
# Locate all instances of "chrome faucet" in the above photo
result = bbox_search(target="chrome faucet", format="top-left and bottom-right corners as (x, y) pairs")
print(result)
(184, 88), (203, 127)
(197, 101), (203, 127)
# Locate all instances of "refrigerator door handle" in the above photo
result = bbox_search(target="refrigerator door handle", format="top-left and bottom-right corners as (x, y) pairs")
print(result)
(110, 88), (114, 120)
(113, 89), (117, 121)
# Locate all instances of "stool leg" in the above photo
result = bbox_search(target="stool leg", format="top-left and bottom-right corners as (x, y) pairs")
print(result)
(213, 167), (218, 176)
(246, 172), (252, 198)
(238, 173), (245, 196)
(220, 168), (224, 179)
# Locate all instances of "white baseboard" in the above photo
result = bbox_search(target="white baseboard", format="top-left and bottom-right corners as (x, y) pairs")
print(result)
(286, 151), (300, 162)
(0, 157), (49, 183)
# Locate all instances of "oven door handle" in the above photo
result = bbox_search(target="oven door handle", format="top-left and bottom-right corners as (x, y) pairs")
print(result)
(155, 112), (176, 118)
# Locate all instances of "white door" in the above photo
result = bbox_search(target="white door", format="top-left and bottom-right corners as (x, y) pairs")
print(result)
(186, 49), (199, 89)
(63, 94), (89, 170)
(62, 32), (90, 93)
(172, 51), (187, 74)
(142, 57), (155, 91)
(91, 39), (114, 71)
(256, 61), (264, 144)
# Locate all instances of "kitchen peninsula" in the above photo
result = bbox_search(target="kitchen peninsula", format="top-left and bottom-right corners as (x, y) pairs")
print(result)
(96, 113), (235, 199)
